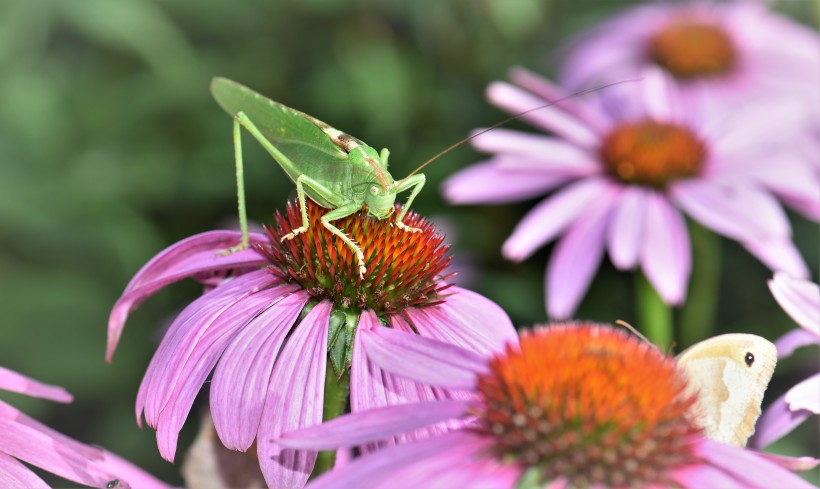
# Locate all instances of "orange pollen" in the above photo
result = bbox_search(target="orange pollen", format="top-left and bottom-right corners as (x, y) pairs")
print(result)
(255, 199), (453, 314)
(473, 323), (701, 487)
(648, 20), (737, 80)
(600, 120), (706, 188)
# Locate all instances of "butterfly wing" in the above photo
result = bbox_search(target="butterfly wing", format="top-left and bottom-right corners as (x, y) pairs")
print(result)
(676, 334), (777, 446)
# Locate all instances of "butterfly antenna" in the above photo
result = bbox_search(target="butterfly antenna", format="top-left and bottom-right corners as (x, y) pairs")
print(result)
(403, 78), (640, 179)
(615, 320), (660, 351)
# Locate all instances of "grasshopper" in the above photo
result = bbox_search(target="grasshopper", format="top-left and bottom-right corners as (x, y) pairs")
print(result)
(211, 77), (425, 279)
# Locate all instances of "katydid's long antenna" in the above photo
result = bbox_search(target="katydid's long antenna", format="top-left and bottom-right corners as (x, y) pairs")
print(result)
(403, 78), (640, 179)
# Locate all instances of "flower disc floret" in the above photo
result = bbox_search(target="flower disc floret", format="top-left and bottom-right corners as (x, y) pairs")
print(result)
(474, 324), (701, 487)
(648, 20), (737, 79)
(257, 199), (453, 315)
(601, 120), (706, 188)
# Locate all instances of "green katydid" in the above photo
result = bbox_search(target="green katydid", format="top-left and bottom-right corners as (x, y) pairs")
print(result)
(211, 77), (425, 279)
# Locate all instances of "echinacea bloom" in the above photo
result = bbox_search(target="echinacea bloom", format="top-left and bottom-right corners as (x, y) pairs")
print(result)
(752, 273), (820, 449)
(0, 366), (169, 489)
(107, 199), (516, 488)
(559, 0), (820, 139)
(278, 323), (816, 488)
(443, 67), (813, 318)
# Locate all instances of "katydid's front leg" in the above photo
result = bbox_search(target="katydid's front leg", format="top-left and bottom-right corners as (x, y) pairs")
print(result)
(393, 173), (426, 233)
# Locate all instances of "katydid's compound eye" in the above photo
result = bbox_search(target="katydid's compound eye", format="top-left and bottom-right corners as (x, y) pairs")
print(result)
(370, 185), (379, 195)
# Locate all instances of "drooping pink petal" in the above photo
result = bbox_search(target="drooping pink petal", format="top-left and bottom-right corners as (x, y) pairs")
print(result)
(769, 273), (820, 335)
(742, 238), (810, 280)
(547, 185), (620, 319)
(210, 291), (310, 451)
(607, 186), (649, 269)
(785, 374), (820, 414)
(0, 452), (49, 489)
(403, 287), (518, 356)
(750, 390), (812, 449)
(502, 177), (610, 262)
(278, 400), (470, 450)
(0, 367), (72, 403)
(107, 230), (269, 361)
(775, 328), (819, 358)
(304, 431), (500, 489)
(486, 82), (599, 148)
(639, 67), (679, 122)
(95, 449), (172, 489)
(470, 129), (600, 171)
(699, 439), (817, 489)
(256, 301), (331, 489)
(640, 192), (691, 305)
(670, 179), (790, 242)
(360, 326), (487, 390)
(673, 464), (746, 489)
(441, 158), (573, 205)
(756, 452), (819, 472)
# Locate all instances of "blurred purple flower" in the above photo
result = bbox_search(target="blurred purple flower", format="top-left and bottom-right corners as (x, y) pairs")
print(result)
(107, 200), (517, 489)
(278, 324), (816, 488)
(0, 367), (170, 489)
(752, 273), (819, 449)
(559, 0), (820, 138)
(443, 67), (815, 318)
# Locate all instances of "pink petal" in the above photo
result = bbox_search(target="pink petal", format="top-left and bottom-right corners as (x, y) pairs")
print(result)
(756, 452), (819, 472)
(486, 82), (599, 148)
(699, 439), (817, 489)
(742, 238), (810, 279)
(639, 67), (678, 121)
(775, 328), (819, 358)
(640, 193), (691, 305)
(256, 301), (331, 489)
(95, 449), (173, 489)
(769, 273), (820, 335)
(785, 374), (820, 414)
(607, 186), (649, 269)
(503, 177), (610, 262)
(0, 453), (49, 489)
(671, 180), (790, 242)
(0, 367), (72, 403)
(751, 390), (812, 449)
(470, 129), (601, 175)
(210, 291), (310, 451)
(673, 464), (745, 489)
(403, 286), (518, 356)
(546, 185), (619, 319)
(107, 230), (269, 361)
(305, 431), (496, 489)
(441, 158), (572, 204)
(278, 400), (470, 450)
(360, 326), (487, 390)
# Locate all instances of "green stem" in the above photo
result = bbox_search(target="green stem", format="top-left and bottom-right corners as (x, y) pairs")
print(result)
(679, 220), (722, 349)
(309, 366), (350, 479)
(636, 272), (673, 348)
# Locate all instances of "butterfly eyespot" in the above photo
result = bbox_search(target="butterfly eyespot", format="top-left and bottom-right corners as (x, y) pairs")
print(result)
(744, 352), (754, 367)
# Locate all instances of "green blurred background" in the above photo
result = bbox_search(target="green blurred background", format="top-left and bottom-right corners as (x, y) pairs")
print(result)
(0, 0), (816, 485)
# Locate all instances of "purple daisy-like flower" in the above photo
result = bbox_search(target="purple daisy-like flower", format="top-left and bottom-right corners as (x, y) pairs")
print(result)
(443, 66), (815, 318)
(278, 324), (817, 488)
(559, 0), (820, 138)
(0, 366), (170, 489)
(752, 273), (819, 449)
(107, 199), (516, 488)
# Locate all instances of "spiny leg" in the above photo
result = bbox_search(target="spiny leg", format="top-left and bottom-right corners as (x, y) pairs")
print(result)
(321, 203), (369, 279)
(393, 173), (426, 233)
(281, 174), (312, 241)
(222, 115), (250, 254)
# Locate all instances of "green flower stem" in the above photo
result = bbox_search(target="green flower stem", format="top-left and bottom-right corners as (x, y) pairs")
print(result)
(310, 367), (350, 479)
(679, 220), (722, 349)
(636, 272), (673, 348)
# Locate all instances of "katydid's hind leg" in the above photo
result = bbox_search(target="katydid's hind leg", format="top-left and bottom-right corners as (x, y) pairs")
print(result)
(321, 203), (368, 279)
(394, 173), (426, 233)
(281, 175), (312, 241)
(221, 115), (251, 255)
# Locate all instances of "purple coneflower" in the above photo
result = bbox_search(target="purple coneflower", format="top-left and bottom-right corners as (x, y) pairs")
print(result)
(559, 0), (819, 139)
(0, 366), (169, 489)
(443, 67), (814, 318)
(752, 273), (819, 449)
(278, 323), (816, 488)
(107, 199), (516, 488)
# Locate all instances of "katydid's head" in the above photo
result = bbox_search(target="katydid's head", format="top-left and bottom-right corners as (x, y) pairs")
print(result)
(364, 181), (397, 219)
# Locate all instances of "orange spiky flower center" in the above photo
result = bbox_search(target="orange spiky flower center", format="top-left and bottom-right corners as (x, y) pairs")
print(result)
(473, 324), (701, 488)
(600, 120), (706, 188)
(256, 199), (452, 315)
(648, 20), (737, 80)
